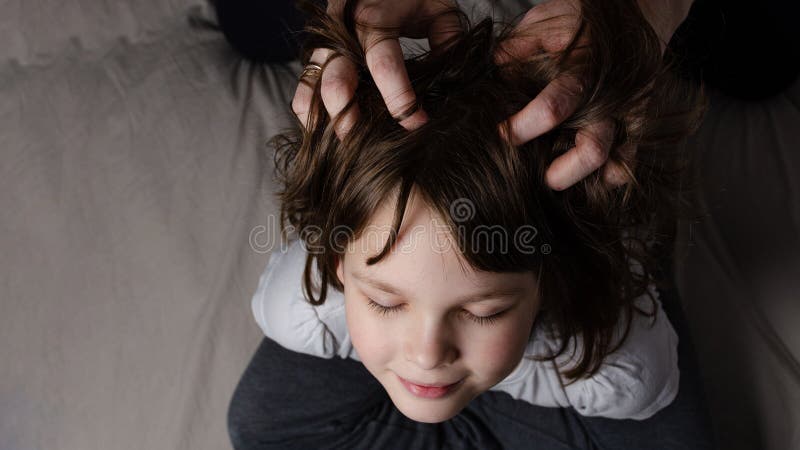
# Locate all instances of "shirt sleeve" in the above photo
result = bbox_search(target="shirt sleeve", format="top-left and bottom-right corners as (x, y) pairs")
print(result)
(250, 239), (361, 361)
(490, 283), (680, 420)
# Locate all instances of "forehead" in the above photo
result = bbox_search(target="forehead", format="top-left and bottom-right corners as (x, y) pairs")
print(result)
(346, 188), (465, 273)
(343, 190), (535, 296)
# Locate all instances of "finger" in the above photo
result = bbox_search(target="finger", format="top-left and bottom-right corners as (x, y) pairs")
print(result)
(320, 54), (361, 139)
(499, 74), (584, 146)
(363, 37), (428, 130)
(494, 1), (580, 65)
(292, 48), (335, 130)
(426, 6), (464, 50)
(603, 142), (638, 187)
(291, 74), (315, 131)
(494, 6), (549, 65)
(545, 119), (615, 191)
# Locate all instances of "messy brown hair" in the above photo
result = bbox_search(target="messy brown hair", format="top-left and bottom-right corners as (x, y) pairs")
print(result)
(270, 0), (707, 381)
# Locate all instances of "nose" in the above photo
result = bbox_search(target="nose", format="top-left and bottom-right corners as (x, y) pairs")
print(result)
(403, 319), (458, 370)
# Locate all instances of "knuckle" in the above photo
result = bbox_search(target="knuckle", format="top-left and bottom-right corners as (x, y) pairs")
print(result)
(559, 74), (584, 97)
(578, 140), (609, 170)
(539, 95), (565, 129)
(543, 31), (571, 51)
(354, 4), (386, 26)
(321, 75), (356, 111)
(369, 53), (402, 79)
(557, 32), (574, 49)
(322, 77), (355, 116)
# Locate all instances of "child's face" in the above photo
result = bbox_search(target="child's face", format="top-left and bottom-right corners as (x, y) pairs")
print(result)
(336, 190), (541, 423)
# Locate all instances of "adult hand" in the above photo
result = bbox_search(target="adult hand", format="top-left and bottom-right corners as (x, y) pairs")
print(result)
(292, 0), (462, 139)
(496, 0), (694, 190)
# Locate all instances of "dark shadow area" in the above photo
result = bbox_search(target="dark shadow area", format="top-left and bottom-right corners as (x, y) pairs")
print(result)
(670, 0), (800, 101)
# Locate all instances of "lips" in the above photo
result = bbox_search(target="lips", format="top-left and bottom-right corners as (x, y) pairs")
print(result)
(403, 379), (458, 388)
(398, 374), (463, 399)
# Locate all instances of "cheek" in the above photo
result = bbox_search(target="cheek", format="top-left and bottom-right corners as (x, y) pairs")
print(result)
(470, 327), (527, 377)
(344, 296), (393, 364)
(465, 311), (536, 381)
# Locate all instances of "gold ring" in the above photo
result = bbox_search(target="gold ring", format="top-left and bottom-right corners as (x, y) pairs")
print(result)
(299, 63), (324, 82)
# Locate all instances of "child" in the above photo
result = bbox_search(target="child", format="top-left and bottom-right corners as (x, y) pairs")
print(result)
(229, 0), (711, 447)
(253, 233), (679, 421)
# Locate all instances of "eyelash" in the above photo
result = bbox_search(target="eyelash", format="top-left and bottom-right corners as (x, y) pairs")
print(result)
(366, 299), (504, 326)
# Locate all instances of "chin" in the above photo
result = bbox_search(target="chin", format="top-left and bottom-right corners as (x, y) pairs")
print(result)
(391, 397), (464, 424)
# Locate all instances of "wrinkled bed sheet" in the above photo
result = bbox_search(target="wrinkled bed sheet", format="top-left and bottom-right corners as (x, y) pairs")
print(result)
(0, 0), (797, 449)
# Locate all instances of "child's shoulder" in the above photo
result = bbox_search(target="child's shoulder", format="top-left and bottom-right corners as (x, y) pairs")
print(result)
(526, 282), (674, 361)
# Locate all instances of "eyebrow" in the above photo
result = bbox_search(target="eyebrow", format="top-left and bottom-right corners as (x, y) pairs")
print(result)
(351, 270), (525, 304)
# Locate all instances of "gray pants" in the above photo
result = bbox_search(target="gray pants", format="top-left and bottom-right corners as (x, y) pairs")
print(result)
(227, 278), (715, 450)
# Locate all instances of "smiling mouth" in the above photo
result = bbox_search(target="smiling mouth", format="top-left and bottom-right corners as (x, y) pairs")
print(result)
(397, 375), (464, 398)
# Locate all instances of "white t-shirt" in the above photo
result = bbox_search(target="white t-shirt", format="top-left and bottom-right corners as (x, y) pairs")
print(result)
(251, 239), (680, 420)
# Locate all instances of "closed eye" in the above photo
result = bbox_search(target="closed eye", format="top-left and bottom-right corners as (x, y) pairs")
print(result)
(365, 299), (505, 326)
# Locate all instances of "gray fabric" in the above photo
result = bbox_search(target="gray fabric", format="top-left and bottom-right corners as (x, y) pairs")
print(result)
(674, 77), (800, 450)
(1, 0), (798, 449)
(0, 3), (294, 449)
(1, 0), (209, 66)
